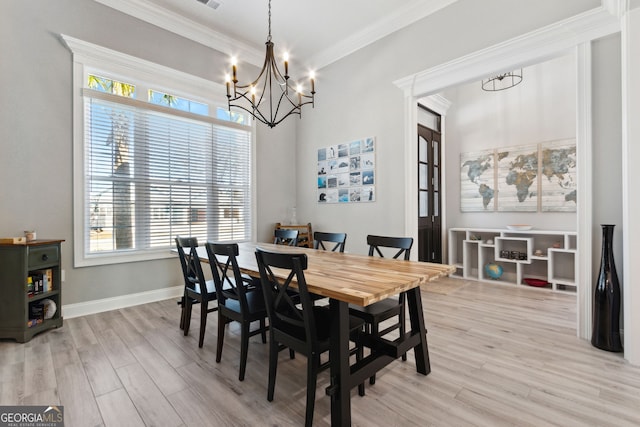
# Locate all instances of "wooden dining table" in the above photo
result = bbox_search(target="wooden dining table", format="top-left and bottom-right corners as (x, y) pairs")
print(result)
(193, 242), (455, 426)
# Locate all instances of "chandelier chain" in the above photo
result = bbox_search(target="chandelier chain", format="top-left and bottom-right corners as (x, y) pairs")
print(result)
(267, 0), (272, 42)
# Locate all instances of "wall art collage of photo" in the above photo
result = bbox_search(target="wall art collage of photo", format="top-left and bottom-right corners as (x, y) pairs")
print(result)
(317, 137), (375, 203)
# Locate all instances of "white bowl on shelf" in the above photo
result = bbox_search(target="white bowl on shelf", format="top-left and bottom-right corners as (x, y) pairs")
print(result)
(506, 224), (533, 231)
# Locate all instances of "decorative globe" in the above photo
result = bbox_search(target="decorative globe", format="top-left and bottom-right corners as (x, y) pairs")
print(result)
(484, 263), (503, 280)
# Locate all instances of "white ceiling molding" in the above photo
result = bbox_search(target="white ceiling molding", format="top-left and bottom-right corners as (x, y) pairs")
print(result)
(308, 0), (458, 69)
(602, 0), (627, 18)
(93, 0), (263, 66)
(418, 94), (452, 115)
(393, 4), (621, 97)
(93, 0), (457, 70)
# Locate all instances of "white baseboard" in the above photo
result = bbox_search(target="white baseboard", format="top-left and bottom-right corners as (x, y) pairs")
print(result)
(62, 286), (183, 319)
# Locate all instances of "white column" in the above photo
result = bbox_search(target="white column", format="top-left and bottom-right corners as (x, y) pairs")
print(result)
(621, 1), (640, 365)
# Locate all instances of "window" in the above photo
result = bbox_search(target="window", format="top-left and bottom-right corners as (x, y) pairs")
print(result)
(148, 89), (209, 115)
(64, 35), (254, 266)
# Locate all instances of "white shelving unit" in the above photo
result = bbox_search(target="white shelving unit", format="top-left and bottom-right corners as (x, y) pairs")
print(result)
(448, 228), (577, 292)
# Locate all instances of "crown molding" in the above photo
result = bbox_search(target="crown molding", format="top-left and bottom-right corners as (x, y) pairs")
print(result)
(309, 0), (458, 69)
(393, 4), (621, 97)
(93, 0), (263, 66)
(94, 0), (457, 70)
(418, 94), (452, 115)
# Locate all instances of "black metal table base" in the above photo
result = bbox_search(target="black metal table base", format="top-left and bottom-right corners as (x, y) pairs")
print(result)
(327, 287), (431, 425)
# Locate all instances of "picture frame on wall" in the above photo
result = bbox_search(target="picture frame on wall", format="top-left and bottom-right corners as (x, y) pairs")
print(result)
(540, 139), (577, 212)
(318, 137), (376, 204)
(459, 139), (576, 213)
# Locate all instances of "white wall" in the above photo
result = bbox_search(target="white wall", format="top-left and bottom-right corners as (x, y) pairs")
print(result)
(621, 0), (640, 364)
(443, 53), (578, 231)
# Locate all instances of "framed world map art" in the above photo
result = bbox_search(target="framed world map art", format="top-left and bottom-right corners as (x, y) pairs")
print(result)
(460, 149), (495, 211)
(459, 139), (577, 213)
(496, 144), (538, 212)
(540, 139), (577, 212)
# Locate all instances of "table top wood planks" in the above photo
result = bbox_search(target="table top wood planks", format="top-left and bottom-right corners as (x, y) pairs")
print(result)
(216, 242), (455, 306)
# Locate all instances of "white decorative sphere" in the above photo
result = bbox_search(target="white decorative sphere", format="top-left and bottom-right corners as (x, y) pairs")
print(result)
(41, 299), (57, 319)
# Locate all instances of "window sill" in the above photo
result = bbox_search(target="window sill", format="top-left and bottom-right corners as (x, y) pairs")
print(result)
(74, 248), (176, 268)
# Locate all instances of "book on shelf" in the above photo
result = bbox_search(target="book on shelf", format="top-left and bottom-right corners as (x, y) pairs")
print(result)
(26, 269), (53, 296)
(27, 276), (34, 296)
(27, 318), (43, 328)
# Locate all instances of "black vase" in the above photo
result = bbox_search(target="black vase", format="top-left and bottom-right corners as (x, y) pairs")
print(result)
(591, 224), (623, 352)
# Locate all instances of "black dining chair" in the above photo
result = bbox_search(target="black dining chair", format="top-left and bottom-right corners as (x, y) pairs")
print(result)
(274, 228), (299, 246)
(206, 242), (268, 381)
(313, 231), (347, 252)
(255, 248), (364, 427)
(175, 236), (219, 348)
(348, 235), (413, 388)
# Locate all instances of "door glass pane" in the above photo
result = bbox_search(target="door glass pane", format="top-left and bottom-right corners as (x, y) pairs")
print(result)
(433, 166), (439, 191)
(434, 192), (439, 216)
(419, 164), (428, 190)
(433, 141), (439, 166)
(419, 190), (428, 217)
(419, 136), (428, 163)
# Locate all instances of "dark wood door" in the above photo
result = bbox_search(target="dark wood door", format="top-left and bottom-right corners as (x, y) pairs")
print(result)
(418, 124), (442, 263)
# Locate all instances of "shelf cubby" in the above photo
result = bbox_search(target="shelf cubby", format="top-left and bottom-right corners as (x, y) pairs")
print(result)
(448, 228), (577, 293)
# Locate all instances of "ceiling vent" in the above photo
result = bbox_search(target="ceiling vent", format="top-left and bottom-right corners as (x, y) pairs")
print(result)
(196, 0), (222, 10)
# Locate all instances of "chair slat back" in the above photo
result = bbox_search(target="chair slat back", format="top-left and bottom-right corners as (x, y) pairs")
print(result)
(206, 242), (248, 310)
(366, 235), (413, 260)
(274, 228), (299, 246)
(255, 249), (317, 342)
(313, 231), (347, 252)
(175, 236), (206, 291)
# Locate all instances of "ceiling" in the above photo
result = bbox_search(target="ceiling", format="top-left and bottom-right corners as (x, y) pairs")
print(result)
(95, 0), (458, 70)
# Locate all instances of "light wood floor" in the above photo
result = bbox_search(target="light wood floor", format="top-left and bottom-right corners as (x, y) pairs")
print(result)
(2, 278), (640, 427)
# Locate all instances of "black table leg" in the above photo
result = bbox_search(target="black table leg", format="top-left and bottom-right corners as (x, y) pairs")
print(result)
(329, 298), (351, 426)
(406, 287), (431, 375)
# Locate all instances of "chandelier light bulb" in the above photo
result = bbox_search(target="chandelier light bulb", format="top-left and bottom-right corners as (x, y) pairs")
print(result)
(283, 52), (289, 77)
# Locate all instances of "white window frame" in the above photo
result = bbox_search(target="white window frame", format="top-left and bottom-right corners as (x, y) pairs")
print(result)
(62, 35), (257, 267)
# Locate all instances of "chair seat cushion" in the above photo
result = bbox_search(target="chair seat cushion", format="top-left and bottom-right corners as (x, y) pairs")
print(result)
(188, 278), (236, 297)
(276, 306), (364, 343)
(223, 288), (266, 315)
(187, 279), (217, 296)
(348, 297), (401, 323)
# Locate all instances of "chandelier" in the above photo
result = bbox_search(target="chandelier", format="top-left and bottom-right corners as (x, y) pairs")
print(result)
(225, 0), (315, 128)
(481, 69), (523, 91)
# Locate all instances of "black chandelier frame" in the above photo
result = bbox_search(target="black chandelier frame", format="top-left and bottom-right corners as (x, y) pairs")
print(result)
(226, 0), (315, 128)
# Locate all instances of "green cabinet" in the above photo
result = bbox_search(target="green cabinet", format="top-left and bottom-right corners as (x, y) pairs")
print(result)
(0, 239), (64, 342)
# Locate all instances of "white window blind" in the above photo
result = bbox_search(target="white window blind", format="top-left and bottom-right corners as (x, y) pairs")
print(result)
(83, 90), (252, 256)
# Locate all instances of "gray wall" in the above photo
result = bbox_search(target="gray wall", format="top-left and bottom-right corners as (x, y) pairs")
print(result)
(0, 0), (615, 308)
(0, 0), (296, 305)
(296, 0), (600, 256)
(591, 33), (624, 288)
